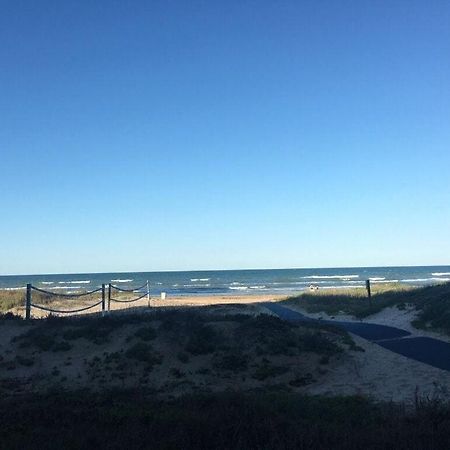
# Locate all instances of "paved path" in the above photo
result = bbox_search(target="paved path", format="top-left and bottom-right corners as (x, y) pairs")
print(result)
(263, 302), (450, 372)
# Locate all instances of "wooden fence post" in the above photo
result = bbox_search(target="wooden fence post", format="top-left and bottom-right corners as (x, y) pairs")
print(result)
(147, 280), (150, 307)
(101, 284), (106, 317)
(108, 283), (111, 313)
(25, 284), (32, 320)
(366, 279), (372, 304)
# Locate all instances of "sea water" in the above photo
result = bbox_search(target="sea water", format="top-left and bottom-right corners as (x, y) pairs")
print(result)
(1, 266), (449, 295)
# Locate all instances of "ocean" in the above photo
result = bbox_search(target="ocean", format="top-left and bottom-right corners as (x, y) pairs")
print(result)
(1, 266), (449, 295)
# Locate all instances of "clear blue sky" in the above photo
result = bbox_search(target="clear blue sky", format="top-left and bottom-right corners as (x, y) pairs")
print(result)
(1, 1), (449, 275)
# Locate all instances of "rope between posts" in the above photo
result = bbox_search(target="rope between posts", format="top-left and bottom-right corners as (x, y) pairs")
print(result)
(110, 283), (148, 292)
(110, 291), (149, 303)
(30, 300), (103, 314)
(31, 285), (103, 298)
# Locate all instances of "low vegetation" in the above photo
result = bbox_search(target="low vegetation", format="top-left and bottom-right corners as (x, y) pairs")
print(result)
(1, 389), (450, 449)
(286, 282), (450, 334)
(1, 308), (357, 397)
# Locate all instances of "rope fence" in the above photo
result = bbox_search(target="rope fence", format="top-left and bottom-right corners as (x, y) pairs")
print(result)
(30, 285), (103, 298)
(30, 301), (104, 314)
(110, 282), (148, 293)
(25, 281), (151, 319)
(108, 281), (150, 310)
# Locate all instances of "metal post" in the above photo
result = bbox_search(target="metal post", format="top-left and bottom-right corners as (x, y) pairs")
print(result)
(25, 284), (32, 320)
(108, 283), (111, 313)
(147, 280), (150, 307)
(366, 279), (372, 303)
(101, 284), (106, 317)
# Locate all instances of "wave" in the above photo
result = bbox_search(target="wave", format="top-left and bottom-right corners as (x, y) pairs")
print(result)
(369, 277), (386, 281)
(300, 275), (359, 280)
(1, 287), (26, 291)
(190, 278), (210, 282)
(401, 277), (450, 283)
(432, 272), (450, 276)
(371, 279), (399, 284)
(111, 279), (133, 283)
(229, 286), (249, 290)
(249, 285), (266, 289)
(48, 286), (83, 290)
(41, 282), (54, 285)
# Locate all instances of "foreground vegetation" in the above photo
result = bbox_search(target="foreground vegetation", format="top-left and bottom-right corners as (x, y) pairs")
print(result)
(0, 389), (450, 449)
(286, 282), (450, 334)
(1, 303), (449, 448)
(0, 308), (356, 397)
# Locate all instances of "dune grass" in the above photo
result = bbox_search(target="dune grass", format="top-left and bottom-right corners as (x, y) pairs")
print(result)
(0, 290), (26, 312)
(0, 287), (138, 314)
(286, 282), (450, 334)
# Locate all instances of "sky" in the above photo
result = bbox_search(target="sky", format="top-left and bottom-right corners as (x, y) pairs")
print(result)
(1, 0), (450, 275)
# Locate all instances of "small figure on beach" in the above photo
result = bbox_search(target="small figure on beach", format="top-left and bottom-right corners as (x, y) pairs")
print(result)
(309, 284), (319, 291)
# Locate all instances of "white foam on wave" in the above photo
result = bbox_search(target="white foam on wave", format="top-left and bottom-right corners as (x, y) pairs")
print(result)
(229, 286), (249, 290)
(249, 285), (266, 289)
(1, 287), (26, 291)
(190, 278), (210, 282)
(41, 282), (54, 285)
(401, 277), (450, 283)
(432, 272), (450, 276)
(49, 286), (82, 290)
(369, 277), (386, 281)
(111, 279), (133, 283)
(300, 275), (359, 280)
(183, 284), (211, 288)
(371, 279), (399, 284)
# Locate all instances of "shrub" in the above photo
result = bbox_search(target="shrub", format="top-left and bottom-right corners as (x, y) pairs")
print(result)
(252, 360), (289, 381)
(185, 324), (219, 355)
(16, 355), (35, 367)
(134, 326), (157, 341)
(177, 352), (189, 363)
(125, 343), (162, 368)
(52, 341), (72, 352)
(213, 350), (248, 372)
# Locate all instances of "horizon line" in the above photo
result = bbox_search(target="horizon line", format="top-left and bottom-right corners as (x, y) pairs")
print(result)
(1, 263), (450, 278)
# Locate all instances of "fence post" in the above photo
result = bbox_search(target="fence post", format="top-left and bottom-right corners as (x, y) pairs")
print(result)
(101, 284), (106, 317)
(108, 283), (111, 313)
(366, 279), (372, 304)
(25, 284), (32, 320)
(147, 280), (150, 307)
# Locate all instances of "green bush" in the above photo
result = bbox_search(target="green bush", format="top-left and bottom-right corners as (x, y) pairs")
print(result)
(134, 326), (157, 341)
(213, 350), (248, 372)
(185, 324), (219, 355)
(252, 360), (289, 380)
(125, 342), (162, 368)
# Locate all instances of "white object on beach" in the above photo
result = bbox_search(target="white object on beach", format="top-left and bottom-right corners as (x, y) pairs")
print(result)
(161, 292), (166, 300)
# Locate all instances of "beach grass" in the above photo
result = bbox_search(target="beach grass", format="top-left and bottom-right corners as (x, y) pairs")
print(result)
(285, 282), (450, 334)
